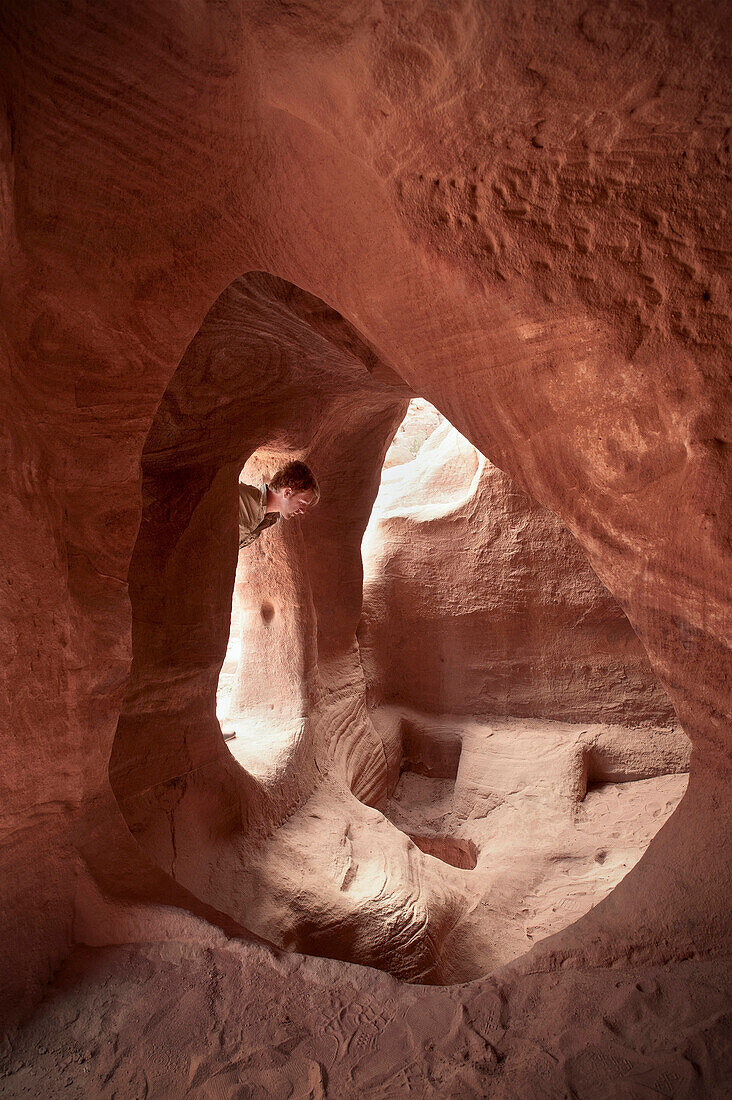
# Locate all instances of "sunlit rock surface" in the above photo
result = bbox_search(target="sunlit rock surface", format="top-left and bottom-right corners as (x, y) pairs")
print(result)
(0, 0), (729, 1092)
(362, 418), (681, 725)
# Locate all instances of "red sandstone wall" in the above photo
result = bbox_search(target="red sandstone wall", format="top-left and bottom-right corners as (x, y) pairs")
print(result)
(108, 275), (424, 974)
(0, 0), (729, 1021)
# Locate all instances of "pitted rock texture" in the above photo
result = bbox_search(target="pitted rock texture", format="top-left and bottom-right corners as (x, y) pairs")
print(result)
(0, 0), (730, 1092)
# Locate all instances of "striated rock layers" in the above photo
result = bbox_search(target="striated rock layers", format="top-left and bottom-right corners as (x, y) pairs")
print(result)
(0, 0), (730, 1092)
(361, 419), (678, 725)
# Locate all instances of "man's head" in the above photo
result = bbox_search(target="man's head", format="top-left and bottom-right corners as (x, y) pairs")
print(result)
(268, 461), (320, 519)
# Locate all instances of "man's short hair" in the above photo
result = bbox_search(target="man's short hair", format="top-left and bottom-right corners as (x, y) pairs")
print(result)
(269, 460), (320, 502)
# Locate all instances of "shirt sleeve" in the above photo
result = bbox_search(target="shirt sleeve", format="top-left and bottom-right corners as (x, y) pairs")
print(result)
(238, 482), (265, 537)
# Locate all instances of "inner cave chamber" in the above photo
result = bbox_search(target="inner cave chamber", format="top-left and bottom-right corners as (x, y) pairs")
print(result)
(110, 274), (691, 984)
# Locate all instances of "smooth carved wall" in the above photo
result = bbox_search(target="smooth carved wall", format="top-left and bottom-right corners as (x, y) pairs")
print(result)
(0, 0), (730, 1021)
(360, 420), (678, 725)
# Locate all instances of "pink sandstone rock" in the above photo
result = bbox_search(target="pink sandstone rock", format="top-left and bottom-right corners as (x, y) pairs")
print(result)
(0, 0), (729, 1092)
(361, 417), (681, 725)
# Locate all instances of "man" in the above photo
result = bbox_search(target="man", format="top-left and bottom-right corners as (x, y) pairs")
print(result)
(238, 459), (319, 549)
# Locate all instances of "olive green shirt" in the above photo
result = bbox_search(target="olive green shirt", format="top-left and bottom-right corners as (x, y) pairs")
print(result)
(238, 482), (279, 548)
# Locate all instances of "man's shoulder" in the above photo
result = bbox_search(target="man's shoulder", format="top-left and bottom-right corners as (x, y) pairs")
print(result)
(238, 481), (264, 507)
(238, 481), (266, 533)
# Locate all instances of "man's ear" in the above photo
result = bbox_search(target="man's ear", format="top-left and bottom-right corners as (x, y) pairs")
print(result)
(283, 486), (292, 497)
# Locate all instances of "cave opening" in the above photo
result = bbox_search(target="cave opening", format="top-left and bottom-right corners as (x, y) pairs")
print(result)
(110, 275), (691, 986)
(356, 398), (691, 966)
(215, 445), (321, 781)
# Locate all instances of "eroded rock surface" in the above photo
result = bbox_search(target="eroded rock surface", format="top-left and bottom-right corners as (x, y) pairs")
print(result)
(0, 0), (730, 1092)
(361, 418), (680, 725)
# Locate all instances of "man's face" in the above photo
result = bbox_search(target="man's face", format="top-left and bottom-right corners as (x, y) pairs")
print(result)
(281, 487), (316, 519)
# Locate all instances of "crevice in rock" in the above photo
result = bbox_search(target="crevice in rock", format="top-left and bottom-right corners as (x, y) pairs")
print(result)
(409, 835), (478, 870)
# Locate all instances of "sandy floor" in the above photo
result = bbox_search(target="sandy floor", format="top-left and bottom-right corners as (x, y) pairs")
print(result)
(1, 927), (729, 1098)
(384, 713), (688, 974)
